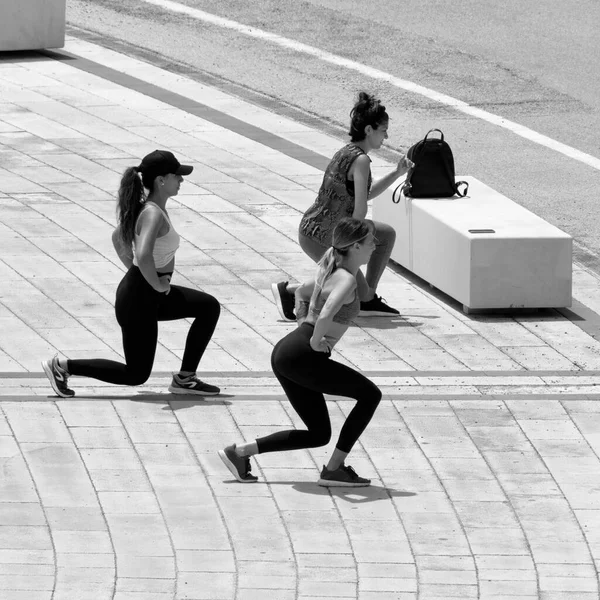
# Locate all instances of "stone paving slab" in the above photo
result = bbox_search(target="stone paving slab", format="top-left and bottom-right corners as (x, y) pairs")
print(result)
(2, 34), (600, 600)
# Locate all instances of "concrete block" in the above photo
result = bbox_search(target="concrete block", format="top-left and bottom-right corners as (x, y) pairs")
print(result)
(0, 0), (65, 51)
(373, 176), (572, 311)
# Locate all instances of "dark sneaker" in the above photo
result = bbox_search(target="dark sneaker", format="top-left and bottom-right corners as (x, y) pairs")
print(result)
(318, 464), (371, 487)
(271, 281), (296, 321)
(168, 373), (220, 396)
(359, 294), (399, 317)
(41, 356), (75, 398)
(218, 445), (258, 483)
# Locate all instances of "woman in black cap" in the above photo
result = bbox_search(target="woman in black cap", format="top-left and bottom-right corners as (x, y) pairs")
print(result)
(42, 150), (221, 398)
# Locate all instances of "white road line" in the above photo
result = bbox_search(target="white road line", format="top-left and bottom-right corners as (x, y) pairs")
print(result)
(139, 0), (600, 171)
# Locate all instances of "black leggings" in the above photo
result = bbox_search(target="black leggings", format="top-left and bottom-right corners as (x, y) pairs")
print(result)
(67, 267), (220, 385)
(256, 323), (381, 455)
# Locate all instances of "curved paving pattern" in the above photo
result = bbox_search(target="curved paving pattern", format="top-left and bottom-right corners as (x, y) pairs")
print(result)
(2, 33), (600, 600)
(3, 395), (600, 599)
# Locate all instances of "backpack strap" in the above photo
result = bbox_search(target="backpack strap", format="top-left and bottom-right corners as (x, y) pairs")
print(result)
(423, 128), (444, 142)
(392, 182), (405, 203)
(455, 181), (469, 197)
(439, 149), (470, 198)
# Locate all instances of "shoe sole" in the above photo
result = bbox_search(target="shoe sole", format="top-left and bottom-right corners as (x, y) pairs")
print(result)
(218, 449), (257, 483)
(271, 283), (295, 322)
(168, 385), (220, 396)
(317, 478), (371, 487)
(358, 310), (399, 317)
(41, 360), (74, 398)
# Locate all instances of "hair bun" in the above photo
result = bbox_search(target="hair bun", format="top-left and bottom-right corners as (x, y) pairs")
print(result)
(357, 91), (372, 105)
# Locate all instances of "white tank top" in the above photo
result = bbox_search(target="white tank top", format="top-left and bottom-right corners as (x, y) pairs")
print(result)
(132, 203), (180, 269)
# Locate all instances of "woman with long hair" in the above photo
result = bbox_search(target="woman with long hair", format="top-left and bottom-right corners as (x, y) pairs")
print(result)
(272, 91), (412, 321)
(220, 217), (382, 486)
(42, 150), (221, 397)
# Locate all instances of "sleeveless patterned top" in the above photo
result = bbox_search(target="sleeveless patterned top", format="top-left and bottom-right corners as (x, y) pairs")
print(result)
(299, 143), (372, 245)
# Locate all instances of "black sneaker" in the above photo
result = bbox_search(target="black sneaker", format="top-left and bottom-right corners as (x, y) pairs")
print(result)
(318, 464), (371, 487)
(41, 356), (75, 398)
(359, 294), (399, 317)
(218, 445), (258, 483)
(168, 373), (220, 396)
(271, 281), (296, 321)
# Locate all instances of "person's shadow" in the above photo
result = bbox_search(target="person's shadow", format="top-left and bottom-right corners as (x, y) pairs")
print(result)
(220, 478), (416, 503)
(70, 392), (233, 408)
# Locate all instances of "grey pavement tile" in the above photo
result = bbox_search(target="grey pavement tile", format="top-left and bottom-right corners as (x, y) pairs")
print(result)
(56, 553), (114, 569)
(518, 418), (583, 440)
(112, 400), (178, 423)
(454, 501), (519, 529)
(443, 477), (506, 502)
(483, 451), (549, 475)
(0, 573), (55, 590)
(97, 491), (161, 515)
(46, 506), (107, 531)
(176, 571), (235, 599)
(428, 457), (496, 481)
(479, 579), (538, 595)
(88, 469), (151, 492)
(237, 559), (295, 590)
(538, 594), (600, 600)
(539, 575), (599, 592)
(116, 577), (174, 593)
(498, 473), (562, 497)
(57, 400), (121, 427)
(36, 180), (113, 203)
(0, 132), (65, 158)
(533, 438), (596, 457)
(105, 513), (173, 557)
(500, 346), (578, 371)
(0, 563), (54, 576)
(176, 549), (234, 573)
(0, 502), (45, 527)
(79, 447), (143, 471)
(0, 592), (53, 600)
(69, 426), (131, 449)
(115, 555), (175, 578)
(0, 525), (52, 551)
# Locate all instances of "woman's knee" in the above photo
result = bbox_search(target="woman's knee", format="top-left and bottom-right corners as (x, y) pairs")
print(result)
(206, 294), (221, 319)
(309, 424), (332, 447)
(125, 369), (152, 386)
(362, 383), (382, 407)
(372, 221), (396, 245)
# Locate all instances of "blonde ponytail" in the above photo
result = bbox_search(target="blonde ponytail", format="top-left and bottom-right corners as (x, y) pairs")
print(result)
(309, 247), (337, 310)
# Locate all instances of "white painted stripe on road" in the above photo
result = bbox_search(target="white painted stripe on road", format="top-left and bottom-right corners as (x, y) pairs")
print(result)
(139, 0), (600, 171)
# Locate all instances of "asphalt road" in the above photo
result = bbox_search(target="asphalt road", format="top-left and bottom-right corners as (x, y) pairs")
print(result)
(66, 0), (600, 266)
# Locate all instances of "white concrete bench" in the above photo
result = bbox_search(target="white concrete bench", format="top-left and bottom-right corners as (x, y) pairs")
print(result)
(373, 176), (572, 313)
(1, 0), (65, 51)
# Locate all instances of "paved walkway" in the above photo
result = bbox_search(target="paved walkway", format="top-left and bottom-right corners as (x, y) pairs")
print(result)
(1, 34), (600, 600)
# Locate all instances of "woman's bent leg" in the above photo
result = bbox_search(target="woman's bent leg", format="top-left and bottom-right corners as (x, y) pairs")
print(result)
(67, 321), (157, 385)
(66, 267), (158, 385)
(255, 371), (331, 454)
(365, 220), (396, 292)
(157, 285), (220, 373)
(298, 231), (328, 264)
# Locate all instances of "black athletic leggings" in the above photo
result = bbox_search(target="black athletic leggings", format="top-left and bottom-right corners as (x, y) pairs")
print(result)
(256, 322), (382, 455)
(67, 266), (220, 385)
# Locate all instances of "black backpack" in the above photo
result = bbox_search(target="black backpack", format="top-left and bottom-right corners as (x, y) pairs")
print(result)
(393, 129), (468, 201)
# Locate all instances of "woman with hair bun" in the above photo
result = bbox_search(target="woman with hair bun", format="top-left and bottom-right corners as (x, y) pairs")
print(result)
(42, 150), (221, 398)
(272, 91), (412, 321)
(221, 217), (382, 487)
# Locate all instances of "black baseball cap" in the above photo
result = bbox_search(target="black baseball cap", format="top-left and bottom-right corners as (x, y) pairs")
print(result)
(138, 150), (193, 177)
